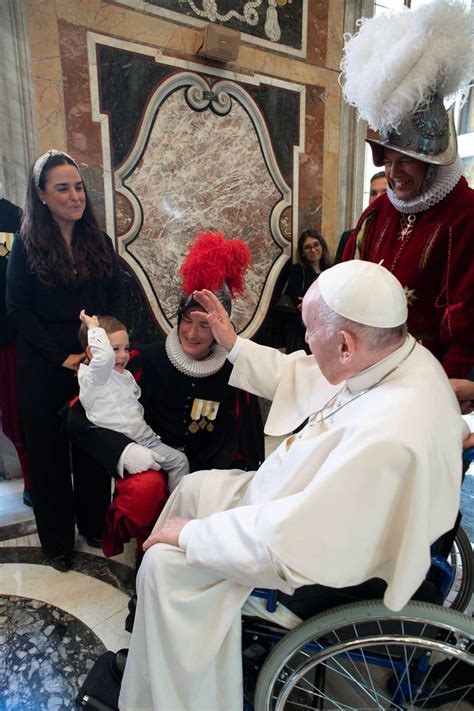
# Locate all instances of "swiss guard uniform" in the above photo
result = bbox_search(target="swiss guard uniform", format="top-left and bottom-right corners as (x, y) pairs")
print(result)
(343, 175), (474, 377)
(340, 2), (474, 378)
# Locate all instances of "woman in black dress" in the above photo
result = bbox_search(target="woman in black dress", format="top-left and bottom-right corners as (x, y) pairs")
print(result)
(285, 229), (331, 353)
(6, 150), (122, 571)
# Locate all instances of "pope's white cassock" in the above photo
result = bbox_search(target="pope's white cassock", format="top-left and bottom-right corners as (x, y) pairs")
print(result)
(119, 335), (465, 711)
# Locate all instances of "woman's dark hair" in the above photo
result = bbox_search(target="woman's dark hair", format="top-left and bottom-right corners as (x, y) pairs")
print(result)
(297, 229), (332, 271)
(21, 153), (113, 288)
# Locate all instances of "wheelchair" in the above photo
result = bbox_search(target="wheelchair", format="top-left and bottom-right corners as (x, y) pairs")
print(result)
(242, 527), (473, 710)
(244, 447), (474, 711)
(442, 524), (473, 612)
(243, 599), (473, 710)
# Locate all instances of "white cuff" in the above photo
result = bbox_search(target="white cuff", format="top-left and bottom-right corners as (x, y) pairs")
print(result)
(117, 443), (134, 478)
(178, 519), (197, 550)
(227, 336), (243, 364)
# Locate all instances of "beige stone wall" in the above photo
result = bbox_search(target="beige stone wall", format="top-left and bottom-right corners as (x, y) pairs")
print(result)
(26, 0), (344, 251)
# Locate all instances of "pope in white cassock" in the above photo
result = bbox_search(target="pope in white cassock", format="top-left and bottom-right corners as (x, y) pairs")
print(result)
(118, 261), (465, 711)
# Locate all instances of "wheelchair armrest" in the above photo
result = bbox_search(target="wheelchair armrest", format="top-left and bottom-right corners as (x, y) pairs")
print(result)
(427, 555), (455, 600)
(251, 588), (279, 612)
(463, 446), (474, 462)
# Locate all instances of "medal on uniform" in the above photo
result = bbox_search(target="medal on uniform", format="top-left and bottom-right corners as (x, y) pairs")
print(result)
(188, 398), (220, 433)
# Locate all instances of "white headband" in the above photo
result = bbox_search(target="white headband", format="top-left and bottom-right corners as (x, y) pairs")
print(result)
(33, 149), (80, 189)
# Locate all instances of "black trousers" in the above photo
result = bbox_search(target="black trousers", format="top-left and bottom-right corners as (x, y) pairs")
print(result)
(17, 343), (111, 559)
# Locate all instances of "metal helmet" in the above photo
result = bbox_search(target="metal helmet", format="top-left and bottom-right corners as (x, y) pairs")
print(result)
(367, 95), (458, 167)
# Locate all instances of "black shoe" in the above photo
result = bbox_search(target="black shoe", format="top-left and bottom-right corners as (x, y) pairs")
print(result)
(84, 536), (102, 549)
(135, 549), (144, 572)
(124, 594), (137, 633)
(128, 594), (137, 615)
(23, 489), (33, 507)
(45, 554), (72, 572)
(110, 648), (128, 682)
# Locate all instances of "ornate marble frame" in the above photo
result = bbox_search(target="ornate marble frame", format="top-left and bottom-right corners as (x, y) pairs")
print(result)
(110, 0), (308, 58)
(88, 33), (305, 338)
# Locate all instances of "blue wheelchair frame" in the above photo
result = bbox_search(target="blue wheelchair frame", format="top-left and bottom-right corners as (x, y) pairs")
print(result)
(245, 447), (473, 709)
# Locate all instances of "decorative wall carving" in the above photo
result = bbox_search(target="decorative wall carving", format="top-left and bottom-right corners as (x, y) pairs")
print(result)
(111, 0), (307, 56)
(113, 71), (295, 336)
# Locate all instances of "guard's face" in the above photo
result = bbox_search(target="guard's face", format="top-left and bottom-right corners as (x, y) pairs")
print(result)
(178, 308), (214, 361)
(383, 149), (427, 201)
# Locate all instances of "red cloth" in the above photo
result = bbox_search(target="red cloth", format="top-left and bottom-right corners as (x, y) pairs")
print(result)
(102, 469), (169, 557)
(342, 178), (474, 377)
(0, 343), (30, 486)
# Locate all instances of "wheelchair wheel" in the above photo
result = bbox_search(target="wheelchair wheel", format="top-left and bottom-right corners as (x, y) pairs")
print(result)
(254, 600), (474, 710)
(444, 525), (473, 612)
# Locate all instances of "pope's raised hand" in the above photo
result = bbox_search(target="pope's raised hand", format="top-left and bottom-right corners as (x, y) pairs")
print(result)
(192, 289), (237, 352)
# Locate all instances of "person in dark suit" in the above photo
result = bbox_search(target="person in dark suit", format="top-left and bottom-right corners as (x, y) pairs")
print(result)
(334, 171), (387, 264)
(6, 150), (123, 571)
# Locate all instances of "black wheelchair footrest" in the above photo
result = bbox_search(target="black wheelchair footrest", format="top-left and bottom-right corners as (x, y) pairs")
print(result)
(76, 651), (120, 710)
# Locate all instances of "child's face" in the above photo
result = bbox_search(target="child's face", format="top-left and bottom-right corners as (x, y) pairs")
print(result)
(109, 330), (130, 373)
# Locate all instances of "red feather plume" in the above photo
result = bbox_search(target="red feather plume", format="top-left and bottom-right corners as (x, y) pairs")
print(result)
(179, 232), (251, 297)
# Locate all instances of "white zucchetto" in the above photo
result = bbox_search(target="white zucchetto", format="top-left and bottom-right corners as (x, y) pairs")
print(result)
(317, 261), (408, 328)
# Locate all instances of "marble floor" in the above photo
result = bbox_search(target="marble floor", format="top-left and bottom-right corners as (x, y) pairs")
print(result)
(1, 426), (472, 711)
(0, 427), (286, 710)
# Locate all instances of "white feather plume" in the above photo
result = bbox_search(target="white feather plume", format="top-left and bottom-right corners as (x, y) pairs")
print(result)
(341, 0), (472, 134)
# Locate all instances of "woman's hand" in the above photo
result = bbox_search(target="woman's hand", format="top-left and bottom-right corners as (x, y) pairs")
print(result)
(79, 309), (100, 330)
(62, 353), (86, 371)
(192, 289), (237, 351)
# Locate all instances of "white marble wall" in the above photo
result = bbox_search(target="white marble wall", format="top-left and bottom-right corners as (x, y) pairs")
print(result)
(123, 89), (283, 331)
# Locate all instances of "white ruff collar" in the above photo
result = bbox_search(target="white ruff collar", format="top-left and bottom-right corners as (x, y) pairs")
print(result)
(165, 326), (228, 378)
(386, 156), (463, 214)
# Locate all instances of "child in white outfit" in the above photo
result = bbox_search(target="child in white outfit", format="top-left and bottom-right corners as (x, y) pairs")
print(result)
(78, 311), (189, 491)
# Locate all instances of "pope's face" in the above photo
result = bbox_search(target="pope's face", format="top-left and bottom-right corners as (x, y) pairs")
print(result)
(383, 149), (427, 201)
(302, 286), (345, 384)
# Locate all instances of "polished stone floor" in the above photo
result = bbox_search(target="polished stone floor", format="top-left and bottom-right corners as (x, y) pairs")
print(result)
(1, 424), (472, 710)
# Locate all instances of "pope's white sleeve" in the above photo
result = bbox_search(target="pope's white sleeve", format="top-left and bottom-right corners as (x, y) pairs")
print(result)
(228, 339), (291, 401)
(226, 336), (243, 364)
(179, 504), (313, 591)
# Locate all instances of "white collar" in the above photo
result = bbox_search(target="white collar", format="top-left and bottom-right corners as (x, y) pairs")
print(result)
(165, 326), (228, 378)
(346, 335), (416, 394)
(386, 157), (462, 214)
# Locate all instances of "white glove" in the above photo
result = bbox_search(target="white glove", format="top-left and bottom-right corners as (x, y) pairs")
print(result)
(122, 443), (161, 475)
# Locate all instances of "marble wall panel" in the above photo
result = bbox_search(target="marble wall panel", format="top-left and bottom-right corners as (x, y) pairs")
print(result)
(298, 84), (325, 238)
(306, 0), (328, 68)
(26, 0), (67, 150)
(23, 0), (343, 342)
(58, 21), (107, 221)
(122, 89), (283, 332)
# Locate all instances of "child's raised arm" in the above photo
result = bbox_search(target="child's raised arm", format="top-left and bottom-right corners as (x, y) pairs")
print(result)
(80, 309), (100, 330)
